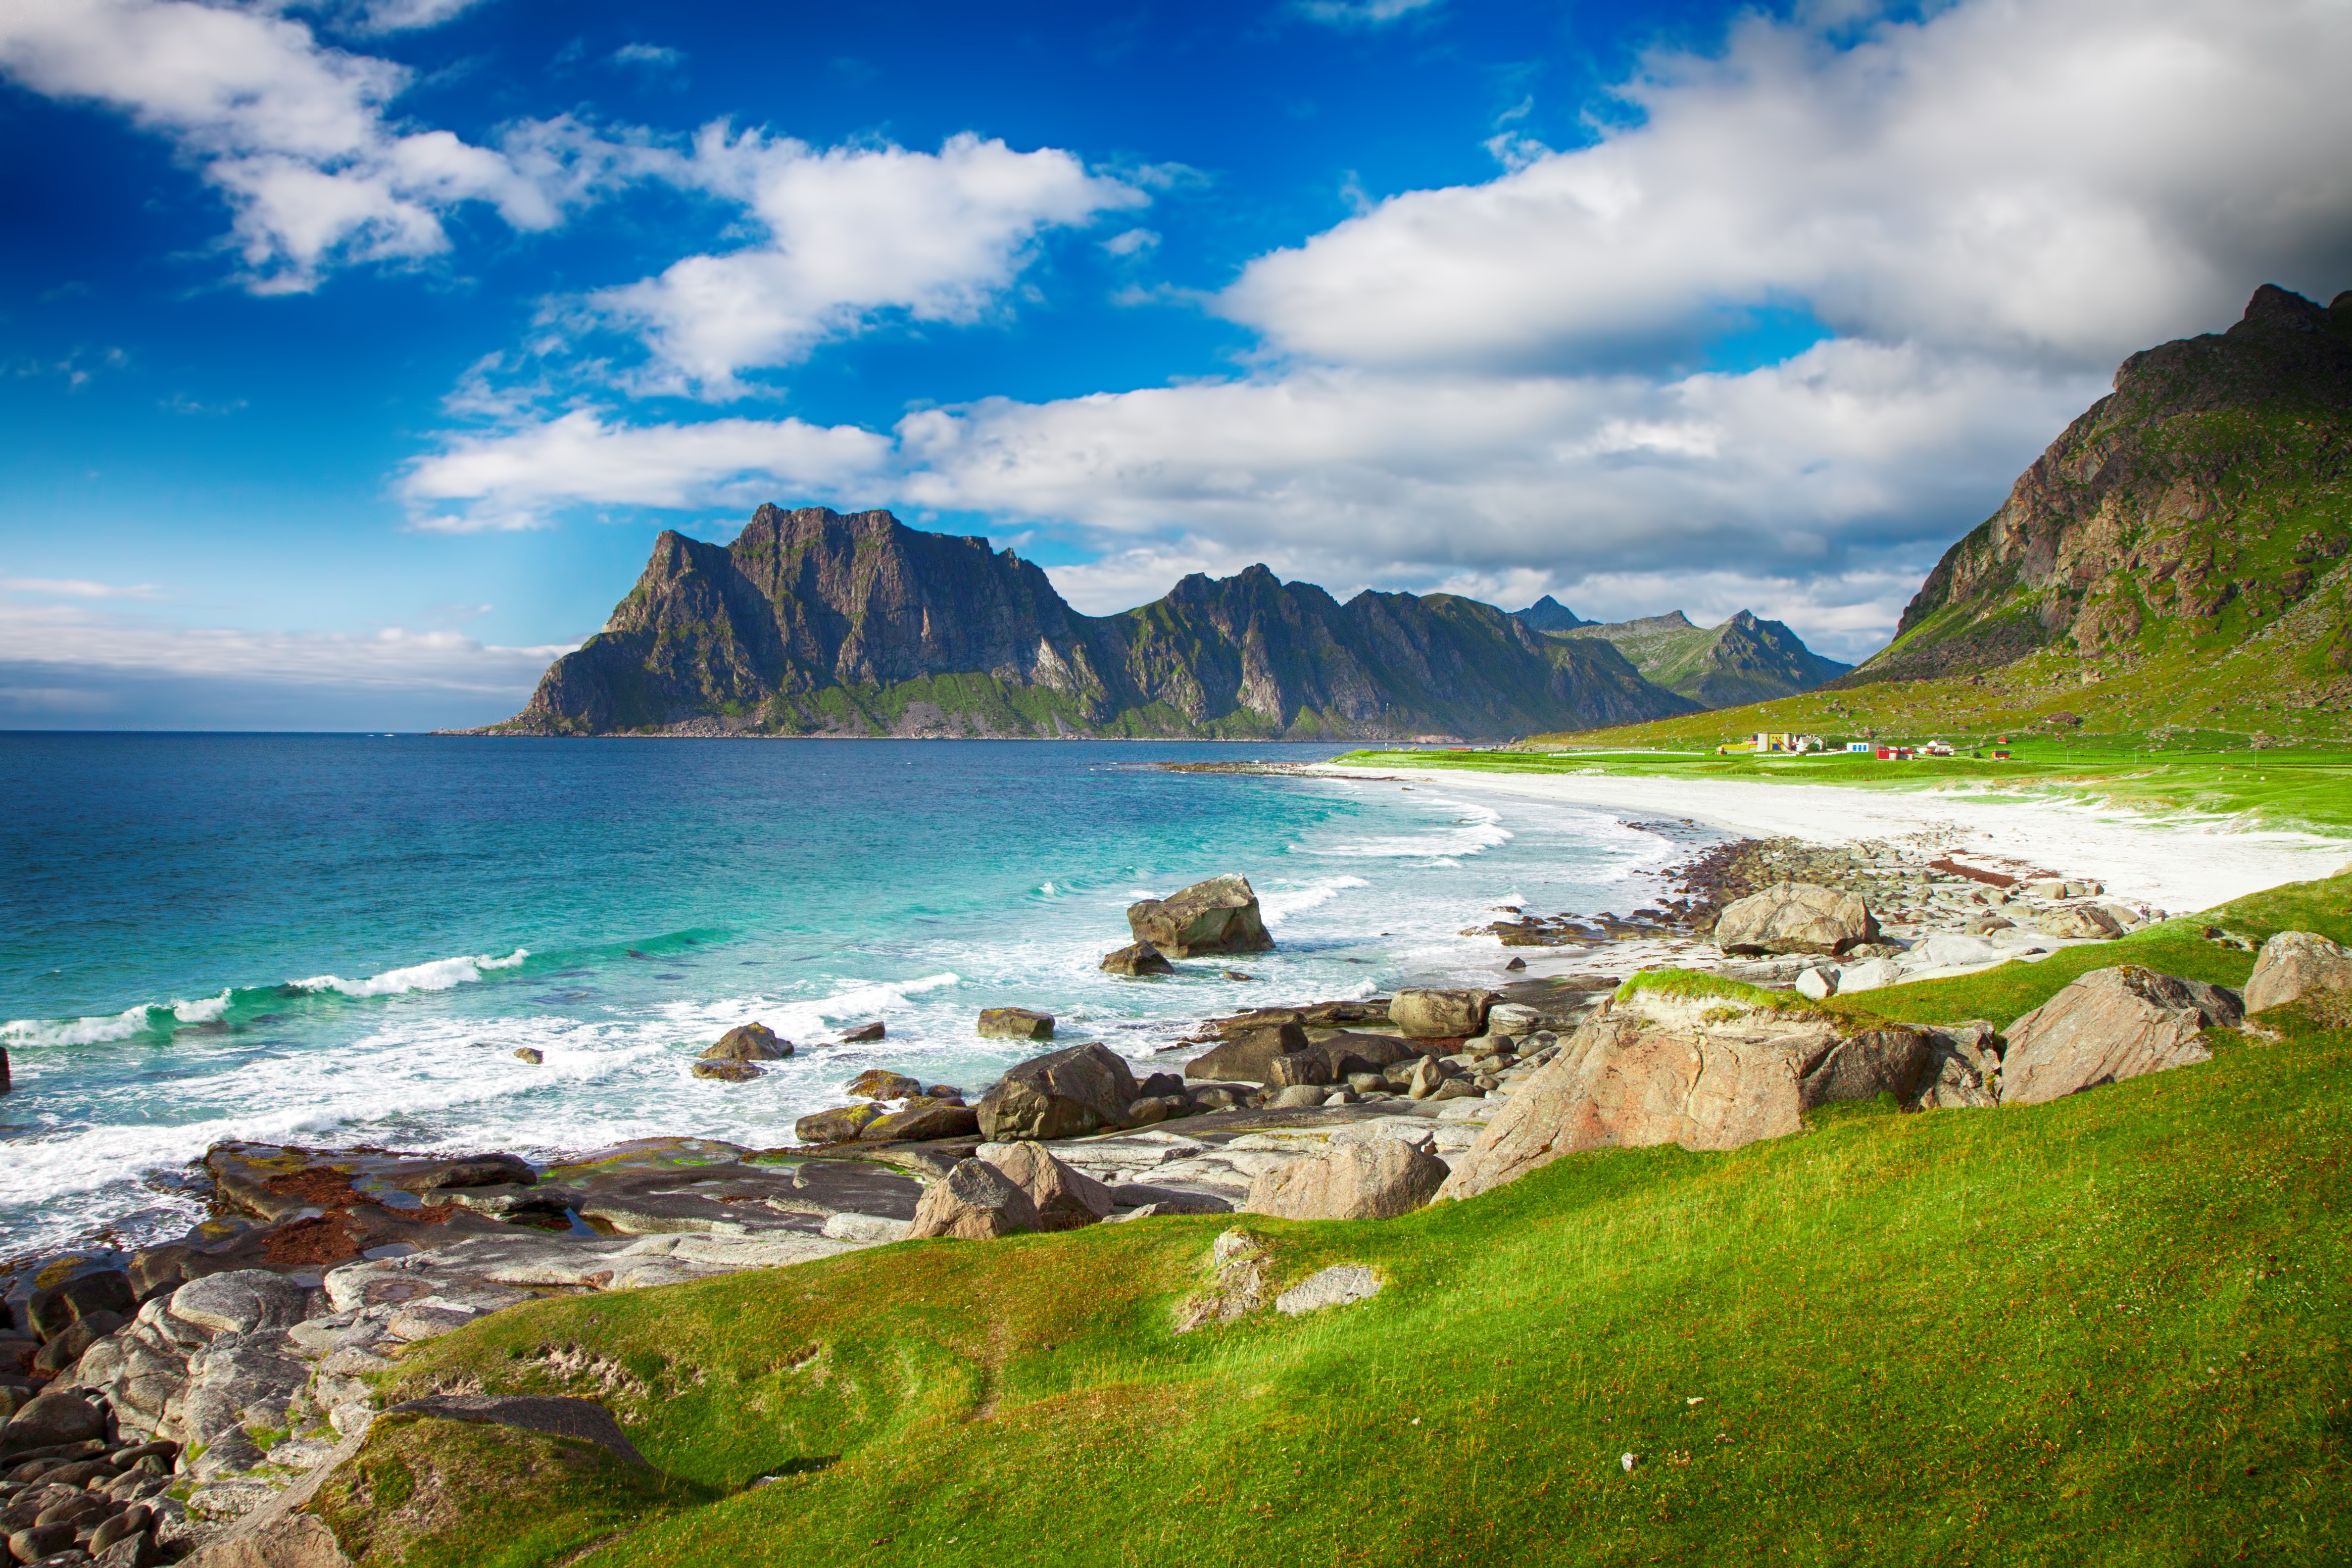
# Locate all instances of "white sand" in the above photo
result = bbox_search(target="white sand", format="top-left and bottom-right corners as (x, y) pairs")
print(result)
(1312, 765), (2350, 916)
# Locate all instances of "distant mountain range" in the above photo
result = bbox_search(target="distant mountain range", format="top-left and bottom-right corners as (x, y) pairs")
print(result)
(491, 508), (1774, 739)
(1540, 609), (1853, 708)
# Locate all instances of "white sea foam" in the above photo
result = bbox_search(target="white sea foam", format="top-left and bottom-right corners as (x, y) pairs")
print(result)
(1256, 876), (1371, 925)
(292, 948), (529, 998)
(4, 987), (232, 1049)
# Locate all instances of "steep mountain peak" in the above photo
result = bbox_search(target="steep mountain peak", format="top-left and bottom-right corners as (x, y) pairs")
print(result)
(1511, 594), (1587, 632)
(1848, 282), (2352, 691)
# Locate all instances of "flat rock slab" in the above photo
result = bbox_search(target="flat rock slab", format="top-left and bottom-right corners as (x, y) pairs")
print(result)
(1275, 1266), (1382, 1316)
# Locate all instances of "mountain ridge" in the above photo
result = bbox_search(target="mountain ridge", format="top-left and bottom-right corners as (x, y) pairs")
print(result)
(1558, 607), (1854, 708)
(492, 507), (1709, 740)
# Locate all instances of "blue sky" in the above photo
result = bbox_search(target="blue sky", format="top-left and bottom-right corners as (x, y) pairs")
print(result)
(3, 0), (2348, 728)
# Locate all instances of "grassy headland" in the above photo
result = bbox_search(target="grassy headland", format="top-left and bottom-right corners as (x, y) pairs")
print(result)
(346, 876), (2352, 1567)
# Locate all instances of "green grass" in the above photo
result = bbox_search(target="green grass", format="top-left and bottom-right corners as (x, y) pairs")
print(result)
(1332, 742), (2352, 837)
(343, 876), (2352, 1568)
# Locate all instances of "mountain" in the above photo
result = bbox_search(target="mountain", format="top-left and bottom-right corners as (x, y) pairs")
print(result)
(1510, 594), (1588, 632)
(1554, 609), (1853, 708)
(1839, 283), (2352, 699)
(492, 506), (1699, 739)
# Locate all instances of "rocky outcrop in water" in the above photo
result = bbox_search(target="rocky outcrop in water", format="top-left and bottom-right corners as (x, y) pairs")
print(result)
(488, 506), (1697, 739)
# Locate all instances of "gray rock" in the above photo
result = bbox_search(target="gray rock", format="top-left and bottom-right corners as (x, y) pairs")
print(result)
(1436, 1010), (1839, 1201)
(1241, 1139), (1448, 1222)
(1912, 1022), (2003, 1110)
(2000, 966), (2242, 1105)
(976, 1008), (1055, 1041)
(689, 1059), (763, 1081)
(2245, 930), (2352, 1014)
(2037, 903), (2124, 940)
(168, 1273), (310, 1340)
(1794, 966), (1836, 1001)
(1404, 1057), (1447, 1100)
(905, 1160), (1042, 1241)
(1484, 1004), (1542, 1037)
(1389, 988), (1495, 1039)
(819, 1213), (911, 1243)
(1173, 1230), (1268, 1333)
(1184, 1023), (1311, 1083)
(1264, 1052), (1334, 1091)
(1126, 875), (1273, 959)
(1270, 1084), (1328, 1108)
(1798, 1027), (1929, 1110)
(795, 1104), (882, 1144)
(986, 1142), (1114, 1232)
(859, 1103), (981, 1142)
(1274, 1266), (1382, 1317)
(1715, 882), (1879, 955)
(976, 1042), (1140, 1141)
(1099, 941), (1176, 977)
(0, 1390), (106, 1456)
(699, 1023), (791, 1062)
(1107, 1184), (1232, 1215)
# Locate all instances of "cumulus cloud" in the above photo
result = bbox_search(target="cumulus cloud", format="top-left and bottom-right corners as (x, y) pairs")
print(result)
(1224, 0), (2352, 373)
(400, 0), (2352, 658)
(401, 407), (893, 531)
(0, 0), (626, 291)
(587, 128), (1148, 395)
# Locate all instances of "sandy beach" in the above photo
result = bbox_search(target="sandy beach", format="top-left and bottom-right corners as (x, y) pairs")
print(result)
(1314, 764), (2352, 915)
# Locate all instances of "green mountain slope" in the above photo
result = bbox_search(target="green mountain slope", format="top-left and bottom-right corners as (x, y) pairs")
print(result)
(490, 507), (1697, 739)
(1559, 608), (1852, 707)
(1840, 284), (2352, 704)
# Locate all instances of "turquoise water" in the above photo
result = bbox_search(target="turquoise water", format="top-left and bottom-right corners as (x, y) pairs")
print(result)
(0, 735), (1688, 1260)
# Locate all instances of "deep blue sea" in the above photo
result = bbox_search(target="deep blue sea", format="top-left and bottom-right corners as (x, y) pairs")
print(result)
(0, 735), (1689, 1259)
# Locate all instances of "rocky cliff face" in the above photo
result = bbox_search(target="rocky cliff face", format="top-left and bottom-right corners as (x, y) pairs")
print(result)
(1843, 285), (2352, 688)
(499, 506), (1698, 739)
(1558, 609), (1852, 707)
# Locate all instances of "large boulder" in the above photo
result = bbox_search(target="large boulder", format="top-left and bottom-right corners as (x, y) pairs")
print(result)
(2000, 966), (2242, 1106)
(1389, 988), (1496, 1039)
(0, 1388), (106, 1456)
(1126, 875), (1274, 958)
(29, 1269), (135, 1341)
(846, 1070), (924, 1101)
(977, 1007), (1055, 1041)
(1242, 1139), (1448, 1221)
(1184, 1022), (1309, 1082)
(1436, 1005), (1870, 1201)
(2037, 904), (2124, 940)
(699, 1023), (790, 1061)
(906, 1160), (1042, 1241)
(2245, 931), (2352, 1013)
(795, 1104), (882, 1144)
(975, 1043), (1140, 1141)
(987, 1143), (1115, 1231)
(1715, 882), (1879, 955)
(1798, 1027), (1930, 1110)
(859, 1103), (981, 1142)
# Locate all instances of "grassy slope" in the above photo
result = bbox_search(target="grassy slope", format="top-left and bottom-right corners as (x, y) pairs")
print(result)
(1331, 742), (2352, 837)
(358, 880), (2352, 1568)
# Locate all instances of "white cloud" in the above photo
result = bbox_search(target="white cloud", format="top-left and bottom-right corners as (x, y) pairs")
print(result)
(347, 0), (492, 34)
(395, 0), (2352, 660)
(401, 407), (894, 531)
(610, 42), (684, 69)
(0, 602), (575, 693)
(588, 128), (1148, 395)
(1292, 0), (1445, 28)
(1224, 0), (2352, 373)
(0, 0), (623, 291)
(1, 575), (165, 599)
(1102, 227), (1160, 257)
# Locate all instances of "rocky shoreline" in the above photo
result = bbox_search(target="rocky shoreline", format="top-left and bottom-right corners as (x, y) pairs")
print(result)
(5, 837), (2330, 1567)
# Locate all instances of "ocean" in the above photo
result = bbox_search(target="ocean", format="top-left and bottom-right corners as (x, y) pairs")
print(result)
(0, 734), (1693, 1261)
